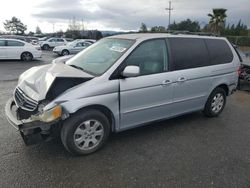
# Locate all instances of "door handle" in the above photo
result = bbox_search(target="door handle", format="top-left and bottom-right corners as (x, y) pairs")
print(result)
(177, 77), (187, 83)
(161, 80), (172, 86)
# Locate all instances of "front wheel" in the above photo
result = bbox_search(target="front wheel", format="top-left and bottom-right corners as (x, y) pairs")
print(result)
(203, 87), (226, 117)
(61, 49), (70, 56)
(61, 110), (111, 155)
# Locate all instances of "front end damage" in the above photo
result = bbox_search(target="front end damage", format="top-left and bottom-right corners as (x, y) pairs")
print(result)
(5, 62), (94, 145)
(5, 98), (62, 145)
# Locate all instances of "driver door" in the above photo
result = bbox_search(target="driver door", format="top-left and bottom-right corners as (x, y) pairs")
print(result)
(119, 39), (175, 130)
(72, 42), (84, 54)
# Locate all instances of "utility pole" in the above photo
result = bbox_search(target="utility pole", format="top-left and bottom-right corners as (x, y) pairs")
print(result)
(165, 1), (173, 31)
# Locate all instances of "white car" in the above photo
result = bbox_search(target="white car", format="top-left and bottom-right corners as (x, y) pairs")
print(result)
(40, 38), (67, 50)
(53, 39), (96, 56)
(0, 39), (42, 61)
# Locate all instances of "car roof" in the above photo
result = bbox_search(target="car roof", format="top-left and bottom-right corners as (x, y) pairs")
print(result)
(107, 33), (225, 41)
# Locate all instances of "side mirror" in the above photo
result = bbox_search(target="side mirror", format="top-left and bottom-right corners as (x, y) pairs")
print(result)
(122, 66), (140, 78)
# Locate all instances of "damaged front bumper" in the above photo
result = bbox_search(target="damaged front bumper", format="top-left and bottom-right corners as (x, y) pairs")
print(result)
(5, 98), (61, 145)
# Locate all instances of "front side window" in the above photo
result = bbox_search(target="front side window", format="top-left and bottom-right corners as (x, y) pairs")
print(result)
(66, 38), (135, 76)
(123, 39), (168, 76)
(83, 42), (91, 47)
(7, 40), (24, 47)
(0, 40), (6, 46)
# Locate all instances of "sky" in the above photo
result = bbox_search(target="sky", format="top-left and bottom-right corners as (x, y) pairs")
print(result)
(0, 0), (249, 33)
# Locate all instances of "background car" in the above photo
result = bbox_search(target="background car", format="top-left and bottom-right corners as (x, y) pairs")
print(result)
(53, 39), (96, 56)
(40, 37), (68, 50)
(0, 38), (42, 61)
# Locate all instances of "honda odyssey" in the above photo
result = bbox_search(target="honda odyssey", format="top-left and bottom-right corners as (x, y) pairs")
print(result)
(5, 34), (241, 155)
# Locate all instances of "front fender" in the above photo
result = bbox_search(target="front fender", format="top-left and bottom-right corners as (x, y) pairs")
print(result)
(60, 92), (120, 131)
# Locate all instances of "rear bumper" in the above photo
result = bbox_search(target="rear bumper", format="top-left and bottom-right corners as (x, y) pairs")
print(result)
(5, 98), (60, 145)
(33, 51), (42, 58)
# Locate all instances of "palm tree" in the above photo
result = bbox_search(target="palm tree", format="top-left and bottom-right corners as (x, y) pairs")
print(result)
(208, 9), (227, 35)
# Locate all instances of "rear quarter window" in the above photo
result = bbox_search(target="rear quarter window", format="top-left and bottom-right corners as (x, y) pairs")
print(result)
(205, 39), (233, 65)
(168, 38), (210, 71)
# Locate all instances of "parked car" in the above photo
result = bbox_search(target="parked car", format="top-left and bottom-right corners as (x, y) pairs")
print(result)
(5, 34), (240, 155)
(0, 35), (39, 44)
(53, 39), (96, 56)
(40, 37), (67, 50)
(0, 38), (42, 61)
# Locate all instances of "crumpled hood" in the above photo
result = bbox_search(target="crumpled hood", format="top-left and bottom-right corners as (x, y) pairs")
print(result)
(18, 62), (94, 101)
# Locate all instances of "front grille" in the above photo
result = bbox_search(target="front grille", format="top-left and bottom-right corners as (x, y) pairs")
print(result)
(14, 87), (38, 112)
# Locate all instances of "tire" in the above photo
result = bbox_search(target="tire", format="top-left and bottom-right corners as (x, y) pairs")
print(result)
(203, 87), (227, 117)
(61, 49), (70, 56)
(61, 110), (111, 155)
(21, 52), (33, 61)
(42, 44), (49, 50)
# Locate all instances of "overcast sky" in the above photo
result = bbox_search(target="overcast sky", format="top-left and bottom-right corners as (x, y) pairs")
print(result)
(0, 0), (249, 33)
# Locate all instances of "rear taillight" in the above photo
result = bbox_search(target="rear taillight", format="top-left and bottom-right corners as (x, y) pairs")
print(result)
(237, 66), (241, 76)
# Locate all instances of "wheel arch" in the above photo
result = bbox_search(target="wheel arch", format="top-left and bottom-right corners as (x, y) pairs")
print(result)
(20, 51), (33, 60)
(61, 49), (70, 55)
(214, 84), (229, 96)
(73, 105), (116, 132)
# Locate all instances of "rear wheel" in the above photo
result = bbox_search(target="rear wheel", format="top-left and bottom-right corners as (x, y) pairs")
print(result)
(21, 52), (33, 61)
(61, 110), (110, 155)
(203, 87), (226, 117)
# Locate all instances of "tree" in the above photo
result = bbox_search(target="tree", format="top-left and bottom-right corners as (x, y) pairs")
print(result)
(35, 26), (42, 34)
(221, 20), (248, 36)
(151, 26), (166, 33)
(3, 17), (27, 35)
(169, 19), (200, 32)
(28, 31), (35, 36)
(208, 8), (227, 35)
(139, 23), (148, 33)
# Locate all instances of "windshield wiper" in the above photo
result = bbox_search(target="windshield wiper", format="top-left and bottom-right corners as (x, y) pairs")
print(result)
(68, 64), (95, 76)
(69, 64), (85, 71)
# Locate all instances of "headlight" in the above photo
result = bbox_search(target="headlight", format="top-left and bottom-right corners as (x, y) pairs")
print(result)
(32, 105), (62, 123)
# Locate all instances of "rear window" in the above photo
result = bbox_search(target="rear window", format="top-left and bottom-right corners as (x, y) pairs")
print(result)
(205, 39), (233, 65)
(168, 38), (210, 71)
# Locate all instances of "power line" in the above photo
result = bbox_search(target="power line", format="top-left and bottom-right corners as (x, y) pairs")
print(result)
(165, 1), (173, 30)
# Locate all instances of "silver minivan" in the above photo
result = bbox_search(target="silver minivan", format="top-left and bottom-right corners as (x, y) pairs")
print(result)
(5, 34), (241, 155)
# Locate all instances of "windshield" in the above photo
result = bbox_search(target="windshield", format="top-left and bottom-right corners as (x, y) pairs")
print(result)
(66, 38), (135, 75)
(67, 40), (79, 46)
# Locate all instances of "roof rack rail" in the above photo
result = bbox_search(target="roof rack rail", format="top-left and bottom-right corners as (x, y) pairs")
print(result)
(170, 31), (218, 37)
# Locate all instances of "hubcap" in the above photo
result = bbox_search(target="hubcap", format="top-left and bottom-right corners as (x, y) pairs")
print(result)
(211, 93), (224, 113)
(62, 51), (69, 56)
(73, 120), (104, 151)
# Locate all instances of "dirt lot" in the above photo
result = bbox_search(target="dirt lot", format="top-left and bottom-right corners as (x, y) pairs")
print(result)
(0, 52), (250, 188)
